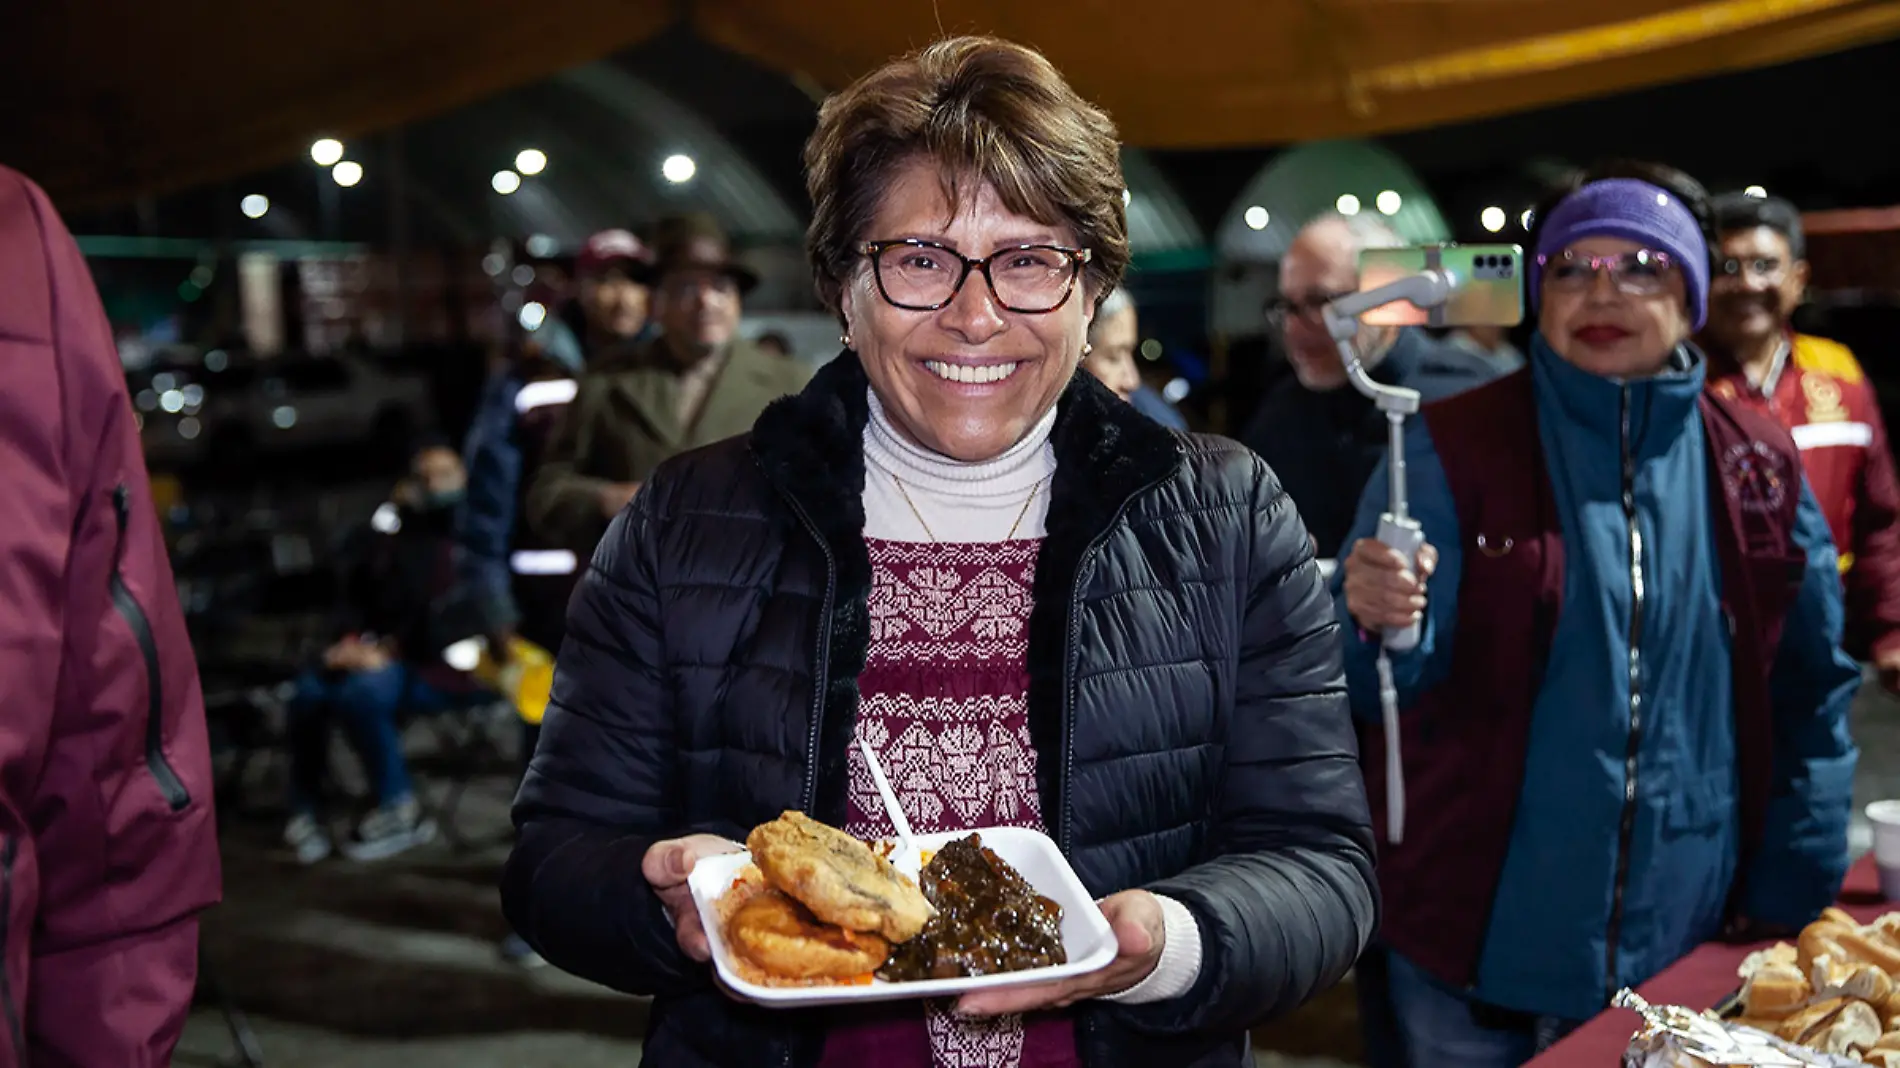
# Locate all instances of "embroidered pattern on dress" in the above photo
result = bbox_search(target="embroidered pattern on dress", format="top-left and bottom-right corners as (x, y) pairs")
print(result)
(925, 1002), (1026, 1068)
(848, 538), (1055, 1068)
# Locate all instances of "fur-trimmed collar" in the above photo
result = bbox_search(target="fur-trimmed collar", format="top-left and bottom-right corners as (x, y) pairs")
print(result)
(749, 350), (1182, 837)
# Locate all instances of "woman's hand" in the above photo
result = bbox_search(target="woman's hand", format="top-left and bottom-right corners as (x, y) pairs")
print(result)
(641, 834), (743, 961)
(952, 890), (1165, 1016)
(1342, 538), (1438, 632)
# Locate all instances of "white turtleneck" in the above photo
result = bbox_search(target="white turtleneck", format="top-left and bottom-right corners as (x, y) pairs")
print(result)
(857, 387), (1204, 1006)
(861, 388), (1058, 542)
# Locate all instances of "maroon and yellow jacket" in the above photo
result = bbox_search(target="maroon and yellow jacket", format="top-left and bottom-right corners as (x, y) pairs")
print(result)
(1708, 333), (1900, 661)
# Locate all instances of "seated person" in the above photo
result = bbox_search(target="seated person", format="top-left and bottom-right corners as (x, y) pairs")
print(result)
(283, 444), (488, 863)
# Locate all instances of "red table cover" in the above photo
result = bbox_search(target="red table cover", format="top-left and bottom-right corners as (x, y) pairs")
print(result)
(1526, 855), (1886, 1066)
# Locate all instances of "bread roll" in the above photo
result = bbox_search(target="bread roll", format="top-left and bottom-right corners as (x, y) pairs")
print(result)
(1742, 961), (1812, 1019)
(1779, 996), (1853, 1042)
(1821, 906), (1861, 929)
(1799, 921), (1861, 976)
(1800, 918), (1900, 977)
(1803, 998), (1881, 1056)
(1739, 941), (1799, 980)
(1834, 928), (1900, 975)
(1812, 954), (1894, 1004)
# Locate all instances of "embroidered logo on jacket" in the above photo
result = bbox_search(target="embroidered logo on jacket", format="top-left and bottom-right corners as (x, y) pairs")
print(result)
(1802, 372), (1848, 424)
(1721, 439), (1791, 515)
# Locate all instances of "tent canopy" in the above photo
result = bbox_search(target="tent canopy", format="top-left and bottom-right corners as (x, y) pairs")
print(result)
(9, 0), (1900, 209)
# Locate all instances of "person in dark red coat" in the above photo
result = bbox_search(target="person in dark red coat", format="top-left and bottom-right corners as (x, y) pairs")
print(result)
(1701, 192), (1900, 689)
(0, 165), (222, 1063)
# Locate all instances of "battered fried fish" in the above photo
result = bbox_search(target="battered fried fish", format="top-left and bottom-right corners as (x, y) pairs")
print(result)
(747, 811), (935, 942)
(727, 889), (891, 980)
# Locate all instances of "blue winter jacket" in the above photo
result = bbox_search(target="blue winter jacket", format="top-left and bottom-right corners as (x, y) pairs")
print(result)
(454, 316), (588, 631)
(1333, 336), (1860, 1021)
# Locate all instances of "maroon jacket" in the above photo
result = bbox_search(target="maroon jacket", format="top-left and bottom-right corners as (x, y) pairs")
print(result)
(0, 167), (222, 1064)
(1359, 372), (1806, 987)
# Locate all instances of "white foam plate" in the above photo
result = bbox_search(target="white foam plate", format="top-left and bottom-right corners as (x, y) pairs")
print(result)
(687, 824), (1118, 1006)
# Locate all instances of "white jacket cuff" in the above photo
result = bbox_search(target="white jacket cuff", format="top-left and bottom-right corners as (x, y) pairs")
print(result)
(1099, 893), (1204, 1005)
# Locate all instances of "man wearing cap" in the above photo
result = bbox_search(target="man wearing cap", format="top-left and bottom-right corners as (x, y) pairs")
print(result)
(457, 230), (654, 656)
(1334, 163), (1857, 1065)
(458, 229), (655, 967)
(529, 213), (810, 557)
(1701, 193), (1900, 692)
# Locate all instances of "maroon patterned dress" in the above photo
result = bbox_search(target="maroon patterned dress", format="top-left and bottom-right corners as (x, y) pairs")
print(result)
(816, 537), (1079, 1068)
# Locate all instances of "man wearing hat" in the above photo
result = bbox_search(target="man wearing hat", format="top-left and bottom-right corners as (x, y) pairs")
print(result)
(528, 213), (810, 557)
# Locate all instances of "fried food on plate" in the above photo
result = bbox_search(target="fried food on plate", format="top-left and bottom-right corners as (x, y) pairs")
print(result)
(747, 811), (934, 942)
(727, 888), (891, 980)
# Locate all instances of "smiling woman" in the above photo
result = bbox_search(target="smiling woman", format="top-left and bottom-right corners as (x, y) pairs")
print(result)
(1334, 160), (1861, 1065)
(503, 35), (1376, 1068)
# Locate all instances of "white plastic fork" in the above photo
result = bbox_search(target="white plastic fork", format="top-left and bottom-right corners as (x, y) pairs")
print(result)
(856, 737), (923, 879)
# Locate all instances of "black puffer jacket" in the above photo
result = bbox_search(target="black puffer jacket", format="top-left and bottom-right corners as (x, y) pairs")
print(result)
(502, 352), (1377, 1068)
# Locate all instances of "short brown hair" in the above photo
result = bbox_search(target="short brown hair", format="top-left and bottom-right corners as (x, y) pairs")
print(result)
(802, 36), (1129, 322)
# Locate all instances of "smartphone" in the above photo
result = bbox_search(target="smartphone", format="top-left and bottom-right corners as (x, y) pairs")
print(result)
(1357, 244), (1525, 328)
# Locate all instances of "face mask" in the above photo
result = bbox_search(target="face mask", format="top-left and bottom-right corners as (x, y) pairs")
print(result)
(423, 487), (465, 511)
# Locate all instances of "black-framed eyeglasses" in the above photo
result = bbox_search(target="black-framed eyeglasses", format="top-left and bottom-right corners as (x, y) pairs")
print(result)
(858, 239), (1092, 313)
(1538, 248), (1678, 297)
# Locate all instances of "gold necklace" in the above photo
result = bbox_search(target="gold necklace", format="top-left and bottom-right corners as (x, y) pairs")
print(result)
(884, 468), (1044, 543)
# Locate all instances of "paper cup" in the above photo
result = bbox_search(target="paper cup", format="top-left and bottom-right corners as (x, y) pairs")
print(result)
(1865, 801), (1900, 900)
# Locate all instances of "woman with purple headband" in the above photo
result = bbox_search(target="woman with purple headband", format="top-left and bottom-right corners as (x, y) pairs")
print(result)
(1333, 162), (1861, 1066)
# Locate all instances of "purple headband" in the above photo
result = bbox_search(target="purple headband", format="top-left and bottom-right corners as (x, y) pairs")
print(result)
(1532, 178), (1708, 331)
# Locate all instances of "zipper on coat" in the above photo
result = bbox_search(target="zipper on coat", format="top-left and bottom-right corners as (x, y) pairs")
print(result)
(111, 485), (192, 812)
(1603, 387), (1647, 1004)
(776, 492), (836, 816)
(1059, 473), (1174, 855)
(0, 836), (21, 1061)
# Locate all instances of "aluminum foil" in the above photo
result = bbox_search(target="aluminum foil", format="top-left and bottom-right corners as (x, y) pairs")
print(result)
(1615, 989), (1863, 1067)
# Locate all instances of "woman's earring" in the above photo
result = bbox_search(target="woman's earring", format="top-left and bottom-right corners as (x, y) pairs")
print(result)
(1082, 342), (1093, 356)
(840, 333), (853, 349)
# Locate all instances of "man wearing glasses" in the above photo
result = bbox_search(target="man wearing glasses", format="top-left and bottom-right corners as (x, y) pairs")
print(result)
(1238, 213), (1498, 557)
(1702, 192), (1900, 692)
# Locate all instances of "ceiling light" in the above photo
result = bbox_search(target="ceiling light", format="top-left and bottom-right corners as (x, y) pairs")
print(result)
(662, 154), (697, 184)
(1376, 190), (1403, 215)
(1244, 205), (1270, 230)
(492, 169), (522, 195)
(240, 194), (269, 219)
(1336, 194), (1360, 216)
(310, 139), (344, 167)
(516, 149), (547, 176)
(1480, 206), (1506, 233)
(1744, 185), (1767, 198)
(332, 160), (363, 187)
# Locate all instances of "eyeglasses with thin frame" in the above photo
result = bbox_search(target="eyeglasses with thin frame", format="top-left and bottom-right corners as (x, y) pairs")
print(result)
(1713, 255), (1788, 287)
(858, 239), (1092, 313)
(1538, 248), (1679, 297)
(1265, 290), (1357, 327)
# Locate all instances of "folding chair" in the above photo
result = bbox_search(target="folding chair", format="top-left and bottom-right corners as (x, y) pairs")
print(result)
(411, 694), (516, 854)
